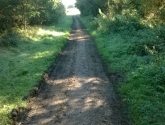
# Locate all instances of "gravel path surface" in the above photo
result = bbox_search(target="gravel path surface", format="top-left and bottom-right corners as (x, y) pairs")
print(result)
(22, 16), (126, 125)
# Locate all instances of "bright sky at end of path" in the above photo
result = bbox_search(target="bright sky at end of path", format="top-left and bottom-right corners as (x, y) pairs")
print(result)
(62, 0), (76, 7)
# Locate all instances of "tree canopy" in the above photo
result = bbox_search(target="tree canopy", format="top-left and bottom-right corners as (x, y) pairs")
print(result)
(0, 0), (65, 31)
(76, 0), (165, 24)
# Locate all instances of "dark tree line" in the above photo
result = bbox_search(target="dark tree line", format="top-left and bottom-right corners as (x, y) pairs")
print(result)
(76, 0), (107, 16)
(0, 0), (65, 31)
(76, 0), (165, 24)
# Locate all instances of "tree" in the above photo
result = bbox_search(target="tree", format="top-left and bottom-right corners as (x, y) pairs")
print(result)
(0, 0), (65, 31)
(76, 0), (107, 16)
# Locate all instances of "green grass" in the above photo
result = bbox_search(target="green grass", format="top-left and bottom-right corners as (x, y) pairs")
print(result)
(80, 16), (165, 125)
(0, 16), (72, 125)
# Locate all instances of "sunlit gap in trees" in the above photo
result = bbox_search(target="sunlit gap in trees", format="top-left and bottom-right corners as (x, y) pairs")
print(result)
(62, 0), (80, 15)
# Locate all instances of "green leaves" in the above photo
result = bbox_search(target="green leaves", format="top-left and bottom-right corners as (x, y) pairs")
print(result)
(76, 0), (107, 16)
(76, 0), (165, 26)
(80, 10), (165, 124)
(0, 0), (65, 31)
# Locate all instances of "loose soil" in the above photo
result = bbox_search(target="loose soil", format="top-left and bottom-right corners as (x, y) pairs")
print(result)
(21, 16), (128, 125)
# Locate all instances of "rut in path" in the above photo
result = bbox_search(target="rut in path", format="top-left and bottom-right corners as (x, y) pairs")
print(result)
(23, 16), (127, 125)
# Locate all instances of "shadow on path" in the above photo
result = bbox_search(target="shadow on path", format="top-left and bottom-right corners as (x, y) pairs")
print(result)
(22, 16), (128, 125)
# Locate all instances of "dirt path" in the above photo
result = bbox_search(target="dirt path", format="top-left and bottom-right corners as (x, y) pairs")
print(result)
(22, 16), (126, 125)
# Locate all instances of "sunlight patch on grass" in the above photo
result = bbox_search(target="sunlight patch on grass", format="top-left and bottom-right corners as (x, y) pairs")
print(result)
(0, 16), (72, 124)
(37, 29), (65, 36)
(31, 51), (54, 59)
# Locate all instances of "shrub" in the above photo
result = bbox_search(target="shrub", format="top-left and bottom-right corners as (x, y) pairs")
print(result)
(0, 30), (20, 47)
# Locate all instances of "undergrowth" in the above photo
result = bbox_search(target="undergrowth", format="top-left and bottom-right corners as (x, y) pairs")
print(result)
(80, 15), (165, 125)
(0, 16), (72, 125)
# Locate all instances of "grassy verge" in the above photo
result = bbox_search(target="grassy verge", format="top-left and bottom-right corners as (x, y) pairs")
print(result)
(0, 16), (72, 125)
(80, 16), (165, 125)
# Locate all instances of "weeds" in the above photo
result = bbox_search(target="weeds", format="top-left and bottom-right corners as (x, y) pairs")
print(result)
(80, 15), (165, 125)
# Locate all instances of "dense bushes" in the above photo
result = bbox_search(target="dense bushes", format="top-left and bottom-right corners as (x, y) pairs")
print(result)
(78, 0), (165, 123)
